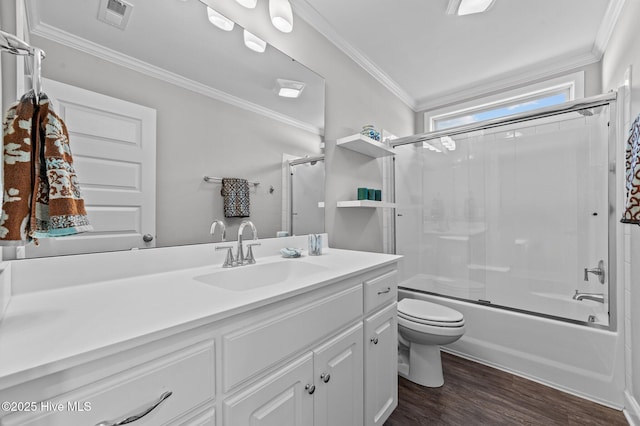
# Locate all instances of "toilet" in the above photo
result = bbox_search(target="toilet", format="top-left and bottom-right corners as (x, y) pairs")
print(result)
(397, 298), (465, 388)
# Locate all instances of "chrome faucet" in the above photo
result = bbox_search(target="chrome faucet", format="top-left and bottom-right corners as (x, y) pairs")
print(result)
(211, 220), (235, 267)
(572, 290), (605, 303)
(210, 220), (226, 242)
(236, 220), (260, 265)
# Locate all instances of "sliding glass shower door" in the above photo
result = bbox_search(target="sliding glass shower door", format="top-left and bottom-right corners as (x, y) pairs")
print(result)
(395, 104), (612, 325)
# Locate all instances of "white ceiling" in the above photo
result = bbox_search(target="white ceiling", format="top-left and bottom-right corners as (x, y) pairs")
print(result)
(293, 0), (624, 111)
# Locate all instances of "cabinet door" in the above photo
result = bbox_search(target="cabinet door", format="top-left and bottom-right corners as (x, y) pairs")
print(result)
(364, 302), (398, 426)
(223, 353), (314, 426)
(313, 323), (364, 426)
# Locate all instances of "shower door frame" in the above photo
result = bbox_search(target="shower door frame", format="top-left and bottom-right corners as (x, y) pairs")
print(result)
(288, 155), (325, 236)
(391, 92), (619, 331)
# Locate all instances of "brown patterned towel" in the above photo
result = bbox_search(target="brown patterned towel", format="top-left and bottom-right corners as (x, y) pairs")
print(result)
(622, 114), (640, 225)
(221, 178), (250, 218)
(0, 92), (92, 245)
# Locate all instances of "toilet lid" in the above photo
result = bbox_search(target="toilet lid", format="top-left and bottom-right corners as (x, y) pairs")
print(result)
(398, 299), (464, 323)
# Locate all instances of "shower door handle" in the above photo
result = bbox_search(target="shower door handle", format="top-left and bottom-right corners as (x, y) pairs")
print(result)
(584, 260), (605, 284)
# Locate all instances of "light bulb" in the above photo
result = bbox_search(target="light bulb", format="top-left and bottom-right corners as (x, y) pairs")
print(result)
(243, 29), (267, 53)
(269, 0), (293, 33)
(207, 7), (234, 31)
(235, 0), (257, 9)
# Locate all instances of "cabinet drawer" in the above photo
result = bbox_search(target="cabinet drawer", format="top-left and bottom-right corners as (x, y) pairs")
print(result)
(2, 341), (215, 426)
(363, 270), (397, 314)
(223, 285), (363, 392)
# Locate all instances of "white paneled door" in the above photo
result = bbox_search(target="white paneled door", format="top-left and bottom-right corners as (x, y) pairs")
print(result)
(25, 78), (156, 258)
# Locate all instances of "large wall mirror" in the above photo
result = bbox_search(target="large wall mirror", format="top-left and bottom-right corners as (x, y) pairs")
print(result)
(3, 0), (326, 258)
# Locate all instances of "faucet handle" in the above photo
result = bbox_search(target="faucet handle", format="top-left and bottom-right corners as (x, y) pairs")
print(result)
(245, 242), (261, 265)
(215, 245), (235, 268)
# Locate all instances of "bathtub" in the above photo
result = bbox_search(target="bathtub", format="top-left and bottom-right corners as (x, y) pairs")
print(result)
(401, 273), (609, 325)
(399, 286), (625, 408)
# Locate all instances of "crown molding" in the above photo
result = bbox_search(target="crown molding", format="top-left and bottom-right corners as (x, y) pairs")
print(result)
(415, 50), (599, 112)
(24, 2), (322, 136)
(593, 0), (626, 60)
(293, 0), (625, 114)
(291, 0), (416, 110)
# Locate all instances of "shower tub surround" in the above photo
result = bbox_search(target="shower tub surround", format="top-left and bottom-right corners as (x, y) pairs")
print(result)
(395, 100), (625, 409)
(0, 235), (401, 425)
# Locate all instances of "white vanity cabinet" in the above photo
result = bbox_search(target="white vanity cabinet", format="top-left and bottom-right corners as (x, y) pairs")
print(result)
(0, 336), (217, 426)
(222, 352), (315, 426)
(313, 323), (364, 426)
(223, 323), (364, 426)
(363, 270), (399, 426)
(0, 254), (399, 426)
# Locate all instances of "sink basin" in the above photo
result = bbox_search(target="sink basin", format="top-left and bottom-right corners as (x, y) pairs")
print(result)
(194, 260), (330, 291)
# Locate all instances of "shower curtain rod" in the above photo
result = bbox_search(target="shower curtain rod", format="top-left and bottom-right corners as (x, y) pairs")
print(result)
(289, 155), (325, 166)
(389, 92), (618, 148)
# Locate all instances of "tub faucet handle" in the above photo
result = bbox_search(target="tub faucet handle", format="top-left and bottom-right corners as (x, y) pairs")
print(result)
(583, 260), (605, 284)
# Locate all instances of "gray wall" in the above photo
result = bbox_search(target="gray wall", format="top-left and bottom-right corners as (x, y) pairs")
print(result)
(602, 0), (640, 415)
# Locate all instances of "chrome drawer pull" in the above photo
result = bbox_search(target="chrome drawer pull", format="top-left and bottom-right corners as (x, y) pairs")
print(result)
(321, 372), (331, 383)
(377, 287), (391, 295)
(305, 384), (316, 394)
(95, 391), (172, 426)
(371, 336), (379, 345)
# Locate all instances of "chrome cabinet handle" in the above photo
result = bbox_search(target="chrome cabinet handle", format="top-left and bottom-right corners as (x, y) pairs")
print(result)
(142, 234), (153, 243)
(377, 287), (391, 295)
(371, 336), (379, 345)
(305, 384), (316, 394)
(321, 372), (331, 383)
(95, 391), (172, 426)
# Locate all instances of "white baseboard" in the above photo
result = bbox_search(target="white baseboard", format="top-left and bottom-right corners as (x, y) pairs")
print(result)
(625, 391), (640, 426)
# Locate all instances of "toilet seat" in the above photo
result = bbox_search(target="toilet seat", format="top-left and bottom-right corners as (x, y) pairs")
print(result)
(398, 299), (464, 328)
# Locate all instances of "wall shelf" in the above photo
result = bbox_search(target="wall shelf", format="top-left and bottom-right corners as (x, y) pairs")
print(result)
(336, 134), (395, 158)
(337, 200), (397, 208)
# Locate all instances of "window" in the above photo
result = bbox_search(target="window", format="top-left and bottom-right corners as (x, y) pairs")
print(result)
(425, 71), (584, 132)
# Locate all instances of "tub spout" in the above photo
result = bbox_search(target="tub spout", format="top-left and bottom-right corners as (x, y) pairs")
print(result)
(572, 290), (604, 303)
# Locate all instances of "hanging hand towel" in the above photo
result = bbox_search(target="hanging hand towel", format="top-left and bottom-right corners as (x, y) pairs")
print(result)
(221, 177), (250, 218)
(0, 91), (92, 245)
(621, 114), (640, 225)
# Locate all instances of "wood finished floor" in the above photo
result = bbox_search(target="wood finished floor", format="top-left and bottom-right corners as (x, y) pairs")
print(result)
(385, 352), (628, 426)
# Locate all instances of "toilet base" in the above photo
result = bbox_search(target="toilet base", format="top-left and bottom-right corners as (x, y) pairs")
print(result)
(401, 343), (444, 388)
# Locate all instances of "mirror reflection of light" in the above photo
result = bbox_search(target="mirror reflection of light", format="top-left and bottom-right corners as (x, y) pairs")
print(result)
(207, 7), (234, 31)
(422, 142), (442, 153)
(276, 79), (305, 98)
(235, 0), (257, 9)
(243, 29), (267, 53)
(269, 0), (294, 33)
(441, 136), (456, 151)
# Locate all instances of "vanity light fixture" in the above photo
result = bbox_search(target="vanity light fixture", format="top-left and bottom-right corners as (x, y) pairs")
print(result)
(235, 0), (257, 9)
(269, 0), (293, 33)
(446, 0), (495, 16)
(207, 7), (235, 31)
(243, 29), (267, 53)
(275, 79), (305, 98)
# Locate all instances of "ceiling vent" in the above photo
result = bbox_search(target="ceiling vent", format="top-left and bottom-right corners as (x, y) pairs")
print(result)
(97, 0), (133, 30)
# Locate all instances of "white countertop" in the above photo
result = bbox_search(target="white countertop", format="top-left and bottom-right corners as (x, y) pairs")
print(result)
(0, 247), (400, 390)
